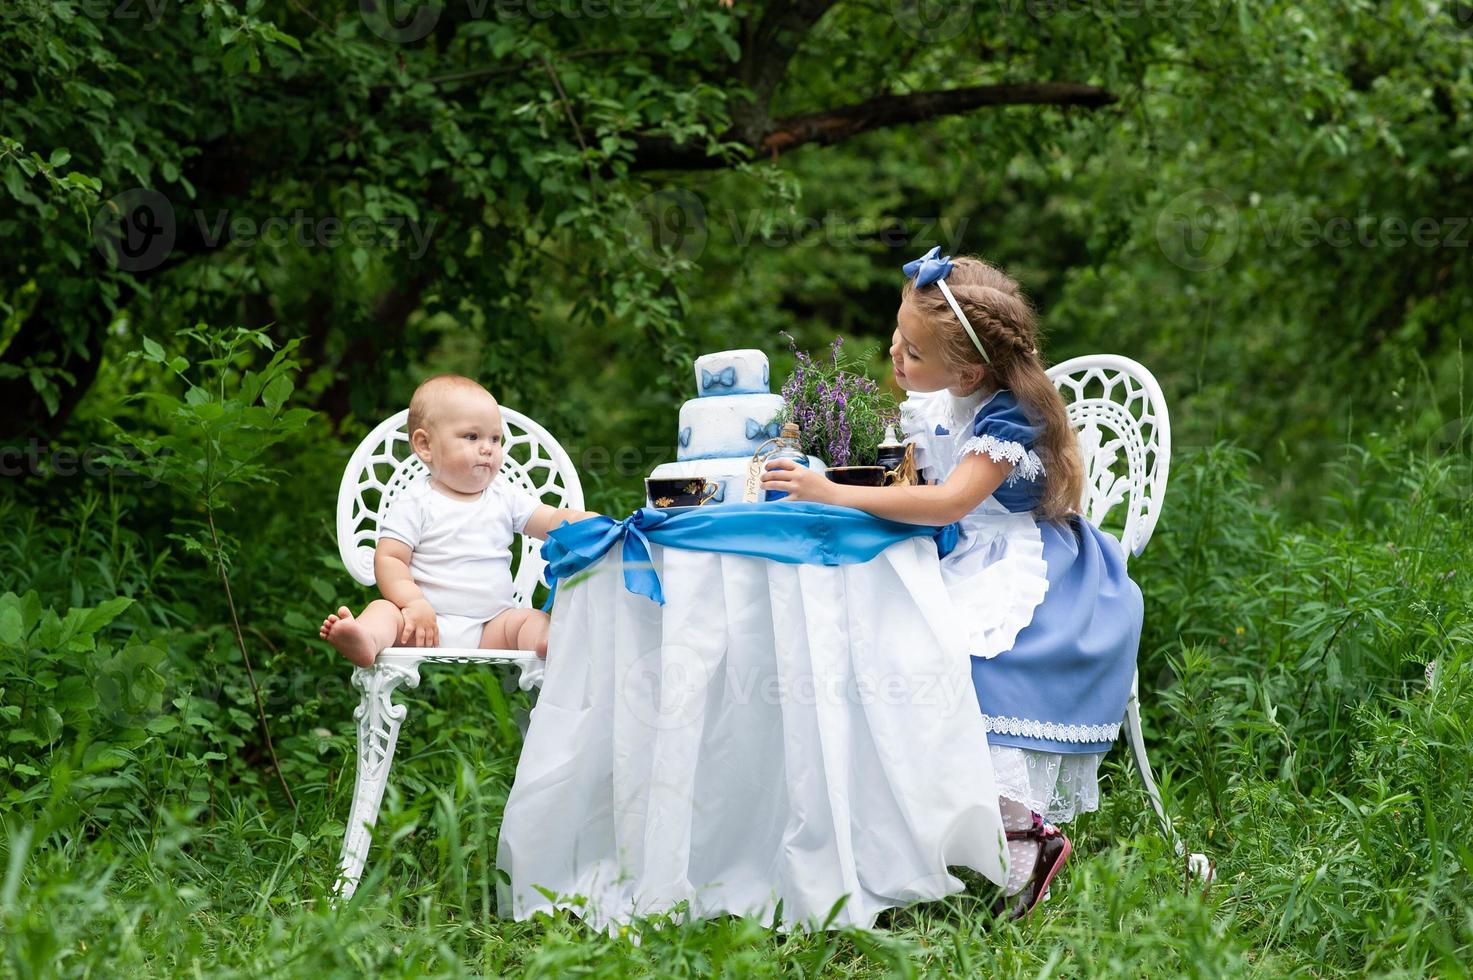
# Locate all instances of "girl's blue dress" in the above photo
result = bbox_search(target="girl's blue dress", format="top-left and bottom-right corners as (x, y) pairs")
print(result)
(900, 387), (1143, 821)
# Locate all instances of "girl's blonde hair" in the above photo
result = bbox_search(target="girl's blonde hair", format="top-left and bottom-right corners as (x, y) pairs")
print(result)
(901, 256), (1084, 521)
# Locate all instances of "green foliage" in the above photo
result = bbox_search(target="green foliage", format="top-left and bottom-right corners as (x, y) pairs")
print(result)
(2, 0), (1473, 974)
(3, 0), (1468, 514)
(0, 0), (760, 441)
(109, 324), (315, 562)
(1, 396), (1468, 974)
(0, 591), (144, 792)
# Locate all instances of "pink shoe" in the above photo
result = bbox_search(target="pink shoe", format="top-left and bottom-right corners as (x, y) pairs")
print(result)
(993, 814), (1072, 920)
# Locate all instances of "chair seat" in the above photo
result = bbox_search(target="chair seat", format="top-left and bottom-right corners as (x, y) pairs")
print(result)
(369, 647), (548, 690)
(374, 647), (542, 666)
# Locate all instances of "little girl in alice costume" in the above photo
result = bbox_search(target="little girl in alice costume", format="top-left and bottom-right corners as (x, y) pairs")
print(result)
(762, 247), (1143, 920)
(320, 374), (598, 667)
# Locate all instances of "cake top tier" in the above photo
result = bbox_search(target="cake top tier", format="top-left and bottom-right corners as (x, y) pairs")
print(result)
(692, 349), (770, 397)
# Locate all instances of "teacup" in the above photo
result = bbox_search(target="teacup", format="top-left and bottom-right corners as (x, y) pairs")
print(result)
(823, 465), (888, 488)
(645, 476), (720, 508)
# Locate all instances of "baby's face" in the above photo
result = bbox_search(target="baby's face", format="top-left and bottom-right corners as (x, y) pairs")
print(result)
(418, 388), (506, 496)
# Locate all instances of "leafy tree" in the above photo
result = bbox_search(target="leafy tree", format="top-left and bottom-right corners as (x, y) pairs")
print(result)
(2, 0), (1131, 442)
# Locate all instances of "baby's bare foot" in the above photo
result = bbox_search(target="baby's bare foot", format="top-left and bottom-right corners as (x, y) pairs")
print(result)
(321, 606), (377, 668)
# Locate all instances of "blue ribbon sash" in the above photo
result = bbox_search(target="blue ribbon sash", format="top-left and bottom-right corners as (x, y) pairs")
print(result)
(541, 502), (959, 607)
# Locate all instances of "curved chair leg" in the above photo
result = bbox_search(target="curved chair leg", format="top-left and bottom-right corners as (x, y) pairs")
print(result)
(1125, 670), (1213, 881)
(333, 661), (422, 902)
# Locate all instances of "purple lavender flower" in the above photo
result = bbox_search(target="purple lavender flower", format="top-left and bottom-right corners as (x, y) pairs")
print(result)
(776, 332), (898, 466)
(826, 405), (843, 465)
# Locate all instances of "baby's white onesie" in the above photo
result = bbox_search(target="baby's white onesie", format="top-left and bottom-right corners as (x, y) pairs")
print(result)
(379, 474), (541, 646)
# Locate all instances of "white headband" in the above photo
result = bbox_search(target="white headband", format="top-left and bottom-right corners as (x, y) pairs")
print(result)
(903, 246), (992, 366)
(935, 278), (990, 366)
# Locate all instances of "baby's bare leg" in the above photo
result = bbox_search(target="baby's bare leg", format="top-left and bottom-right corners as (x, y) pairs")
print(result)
(480, 608), (551, 658)
(320, 600), (403, 668)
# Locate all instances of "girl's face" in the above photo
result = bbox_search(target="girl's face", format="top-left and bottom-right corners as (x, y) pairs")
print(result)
(890, 300), (981, 395)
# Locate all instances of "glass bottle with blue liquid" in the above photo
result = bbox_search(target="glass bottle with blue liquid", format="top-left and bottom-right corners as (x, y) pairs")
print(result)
(763, 422), (810, 502)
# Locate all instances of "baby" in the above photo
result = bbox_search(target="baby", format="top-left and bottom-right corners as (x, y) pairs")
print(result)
(320, 374), (598, 667)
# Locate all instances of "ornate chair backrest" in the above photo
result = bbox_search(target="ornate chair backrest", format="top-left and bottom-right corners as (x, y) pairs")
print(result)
(1046, 355), (1171, 564)
(335, 408), (584, 607)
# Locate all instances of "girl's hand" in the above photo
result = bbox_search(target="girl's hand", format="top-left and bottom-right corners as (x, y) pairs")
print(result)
(760, 458), (834, 504)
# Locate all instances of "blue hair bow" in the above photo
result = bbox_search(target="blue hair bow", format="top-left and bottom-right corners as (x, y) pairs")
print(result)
(902, 245), (954, 288)
(901, 245), (991, 365)
(702, 366), (737, 391)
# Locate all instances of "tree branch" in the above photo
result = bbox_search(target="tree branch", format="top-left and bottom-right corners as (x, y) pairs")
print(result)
(633, 81), (1119, 171)
(730, 0), (841, 145)
(763, 81), (1119, 153)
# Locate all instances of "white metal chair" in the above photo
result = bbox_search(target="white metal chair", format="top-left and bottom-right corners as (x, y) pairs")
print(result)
(331, 407), (584, 901)
(1046, 354), (1211, 880)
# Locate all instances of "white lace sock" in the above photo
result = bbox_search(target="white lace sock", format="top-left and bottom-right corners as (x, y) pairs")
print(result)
(1001, 797), (1038, 896)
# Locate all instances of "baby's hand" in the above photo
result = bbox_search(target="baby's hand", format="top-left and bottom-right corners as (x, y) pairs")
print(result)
(760, 458), (833, 503)
(400, 598), (439, 647)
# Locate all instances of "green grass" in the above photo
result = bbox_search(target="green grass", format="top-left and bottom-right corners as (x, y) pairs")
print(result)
(2, 436), (1471, 978)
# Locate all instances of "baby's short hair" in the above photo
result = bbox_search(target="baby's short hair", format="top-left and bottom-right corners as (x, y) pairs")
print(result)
(407, 374), (494, 434)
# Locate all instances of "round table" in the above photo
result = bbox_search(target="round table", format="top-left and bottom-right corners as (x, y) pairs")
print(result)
(496, 523), (1010, 931)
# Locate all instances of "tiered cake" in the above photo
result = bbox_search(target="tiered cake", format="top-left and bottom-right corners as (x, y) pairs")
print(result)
(647, 348), (823, 506)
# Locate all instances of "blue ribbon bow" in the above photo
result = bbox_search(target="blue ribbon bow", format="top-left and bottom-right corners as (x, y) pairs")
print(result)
(679, 426), (692, 448)
(746, 418), (782, 440)
(540, 510), (673, 608)
(539, 503), (962, 610)
(902, 245), (954, 288)
(702, 366), (737, 391)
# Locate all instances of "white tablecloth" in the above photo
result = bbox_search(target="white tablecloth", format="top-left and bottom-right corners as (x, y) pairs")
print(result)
(496, 537), (1009, 930)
